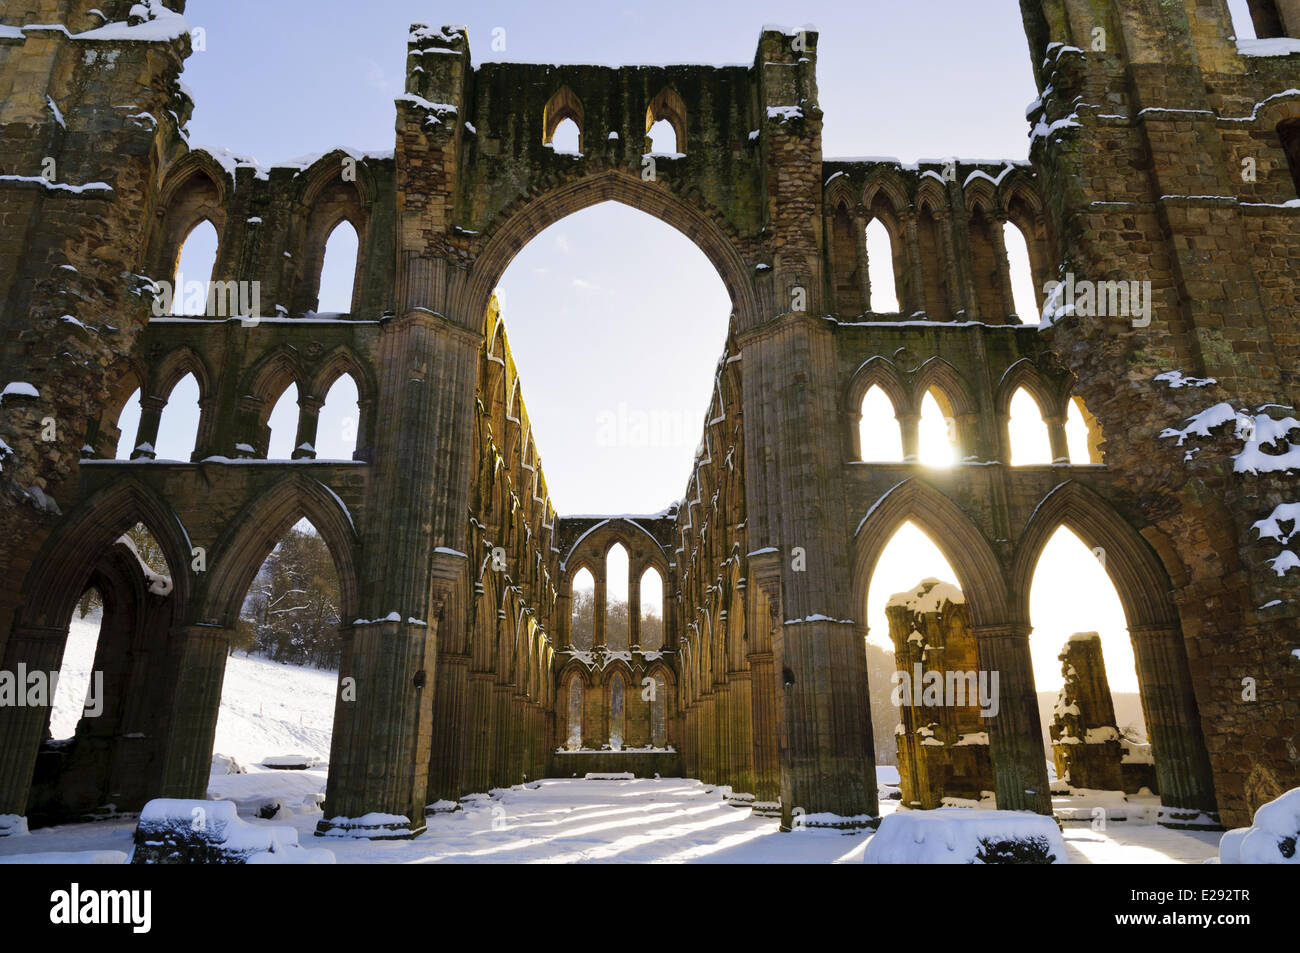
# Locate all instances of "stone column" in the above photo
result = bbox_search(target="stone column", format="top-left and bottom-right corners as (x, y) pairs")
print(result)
(855, 214), (873, 313)
(582, 676), (604, 750)
(129, 395), (166, 460)
(956, 411), (980, 461)
(973, 622), (1052, 814)
(727, 669), (755, 801)
(934, 207), (966, 318)
(1129, 624), (1219, 820)
(427, 651), (469, 804)
(627, 570), (641, 650)
(491, 683), (512, 787)
(291, 394), (323, 460)
(903, 213), (924, 315)
(320, 615), (436, 836)
(157, 625), (232, 798)
(1045, 414), (1070, 464)
(996, 411), (1013, 464)
(592, 566), (607, 650)
(898, 412), (920, 462)
(0, 624), (67, 826)
(464, 671), (495, 794)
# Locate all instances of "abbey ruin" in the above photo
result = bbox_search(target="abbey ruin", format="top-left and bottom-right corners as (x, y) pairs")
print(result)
(0, 0), (1297, 839)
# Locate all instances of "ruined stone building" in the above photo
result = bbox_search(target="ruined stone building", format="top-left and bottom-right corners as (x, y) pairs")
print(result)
(0, 0), (1297, 838)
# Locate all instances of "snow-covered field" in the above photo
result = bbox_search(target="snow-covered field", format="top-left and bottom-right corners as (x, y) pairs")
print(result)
(13, 613), (1220, 864)
(53, 611), (337, 764)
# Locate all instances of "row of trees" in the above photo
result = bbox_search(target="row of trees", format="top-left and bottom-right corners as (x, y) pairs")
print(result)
(570, 589), (664, 651)
(237, 523), (341, 669)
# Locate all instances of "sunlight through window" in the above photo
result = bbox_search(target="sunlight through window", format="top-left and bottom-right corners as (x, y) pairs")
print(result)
(859, 385), (903, 462)
(917, 390), (956, 467)
(1008, 387), (1052, 465)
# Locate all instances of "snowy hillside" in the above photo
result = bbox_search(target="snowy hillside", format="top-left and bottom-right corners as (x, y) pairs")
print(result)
(53, 611), (338, 765)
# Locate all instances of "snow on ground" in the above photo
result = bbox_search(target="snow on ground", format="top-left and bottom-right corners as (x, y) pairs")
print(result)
(0, 774), (1221, 864)
(53, 612), (337, 765)
(25, 614), (1220, 863)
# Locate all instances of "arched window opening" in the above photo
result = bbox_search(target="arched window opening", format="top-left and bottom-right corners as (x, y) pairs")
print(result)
(1277, 118), (1300, 197)
(866, 218), (900, 313)
(216, 518), (341, 772)
(1232, 0), (1279, 39)
(115, 388), (142, 460)
(608, 674), (625, 750)
(170, 220), (219, 316)
(647, 119), (678, 155)
(550, 117), (581, 154)
(154, 373), (200, 461)
(53, 524), (171, 740)
(1003, 221), (1039, 324)
(1066, 396), (1095, 464)
(570, 567), (595, 651)
(1029, 526), (1145, 786)
(863, 522), (961, 772)
(645, 87), (687, 155)
(859, 384), (904, 462)
(639, 567), (664, 650)
(605, 542), (629, 652)
(317, 220), (359, 314)
(1008, 387), (1052, 465)
(566, 674), (583, 750)
(651, 672), (668, 748)
(542, 86), (584, 154)
(917, 389), (957, 467)
(50, 586), (104, 741)
(317, 374), (360, 460)
(266, 383), (299, 460)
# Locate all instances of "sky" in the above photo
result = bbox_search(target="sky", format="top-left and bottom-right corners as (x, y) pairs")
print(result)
(103, 0), (1226, 699)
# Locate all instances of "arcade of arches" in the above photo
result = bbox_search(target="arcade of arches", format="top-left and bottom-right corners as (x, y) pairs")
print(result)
(1, 5), (1298, 839)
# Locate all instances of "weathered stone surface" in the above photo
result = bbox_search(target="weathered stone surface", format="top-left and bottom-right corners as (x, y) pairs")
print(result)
(1050, 633), (1124, 791)
(0, 4), (1294, 838)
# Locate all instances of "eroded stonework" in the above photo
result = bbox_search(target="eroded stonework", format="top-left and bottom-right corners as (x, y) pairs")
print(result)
(0, 1), (1295, 836)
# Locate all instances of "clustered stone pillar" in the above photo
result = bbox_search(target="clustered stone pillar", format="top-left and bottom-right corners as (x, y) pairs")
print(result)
(973, 621), (1052, 815)
(0, 625), (67, 823)
(129, 395), (167, 460)
(1129, 624), (1218, 824)
(156, 625), (233, 797)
